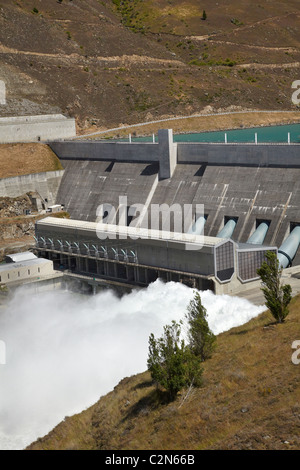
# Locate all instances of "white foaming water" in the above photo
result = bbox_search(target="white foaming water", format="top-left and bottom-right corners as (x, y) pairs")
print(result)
(0, 280), (265, 450)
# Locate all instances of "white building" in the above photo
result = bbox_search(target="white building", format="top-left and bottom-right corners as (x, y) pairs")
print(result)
(0, 252), (53, 286)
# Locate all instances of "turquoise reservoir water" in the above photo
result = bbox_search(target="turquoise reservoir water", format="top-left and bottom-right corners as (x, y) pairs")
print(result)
(125, 123), (300, 143)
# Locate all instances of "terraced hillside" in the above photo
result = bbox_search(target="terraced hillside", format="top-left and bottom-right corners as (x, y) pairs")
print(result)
(0, 0), (299, 131)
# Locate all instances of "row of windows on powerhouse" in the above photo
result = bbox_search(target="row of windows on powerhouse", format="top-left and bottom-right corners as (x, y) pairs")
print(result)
(0, 267), (41, 282)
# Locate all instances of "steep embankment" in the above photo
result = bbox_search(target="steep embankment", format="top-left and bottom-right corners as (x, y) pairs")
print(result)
(0, 143), (63, 179)
(0, 194), (69, 262)
(28, 295), (300, 450)
(0, 143), (64, 260)
(0, 0), (300, 131)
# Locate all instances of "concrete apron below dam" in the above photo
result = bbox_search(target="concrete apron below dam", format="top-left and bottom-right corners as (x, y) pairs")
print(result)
(2, 265), (300, 308)
(229, 265), (300, 306)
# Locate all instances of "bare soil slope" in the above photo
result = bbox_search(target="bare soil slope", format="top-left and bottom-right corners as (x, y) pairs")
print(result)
(0, 0), (299, 131)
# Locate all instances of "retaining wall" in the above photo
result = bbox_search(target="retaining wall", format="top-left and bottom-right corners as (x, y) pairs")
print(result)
(177, 143), (300, 167)
(50, 137), (300, 265)
(0, 115), (76, 143)
(0, 170), (64, 203)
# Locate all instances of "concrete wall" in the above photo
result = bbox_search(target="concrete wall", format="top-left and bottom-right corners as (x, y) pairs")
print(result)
(177, 143), (300, 167)
(12, 274), (64, 294)
(56, 160), (159, 221)
(149, 163), (300, 265)
(157, 129), (177, 179)
(51, 130), (177, 179)
(51, 139), (300, 169)
(0, 115), (76, 143)
(51, 135), (300, 265)
(50, 141), (159, 162)
(0, 170), (64, 203)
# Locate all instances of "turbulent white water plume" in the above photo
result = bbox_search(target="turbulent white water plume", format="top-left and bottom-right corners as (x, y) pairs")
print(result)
(0, 279), (265, 450)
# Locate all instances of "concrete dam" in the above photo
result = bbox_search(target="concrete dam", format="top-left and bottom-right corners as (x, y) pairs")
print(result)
(34, 129), (300, 295)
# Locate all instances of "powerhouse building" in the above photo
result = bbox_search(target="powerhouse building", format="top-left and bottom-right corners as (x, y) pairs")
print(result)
(35, 217), (277, 294)
(30, 128), (300, 293)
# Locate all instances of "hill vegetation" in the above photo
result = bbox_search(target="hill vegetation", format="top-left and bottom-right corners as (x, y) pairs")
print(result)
(0, 143), (64, 258)
(28, 293), (300, 450)
(0, 0), (300, 131)
(0, 144), (63, 179)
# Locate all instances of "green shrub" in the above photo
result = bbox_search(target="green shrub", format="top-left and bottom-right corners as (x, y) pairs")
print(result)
(185, 291), (216, 361)
(148, 321), (203, 400)
(257, 251), (292, 323)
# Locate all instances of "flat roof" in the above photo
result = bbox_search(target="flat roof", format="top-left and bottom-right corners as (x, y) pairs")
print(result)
(36, 217), (226, 247)
(6, 252), (37, 263)
(236, 242), (277, 251)
(0, 258), (52, 273)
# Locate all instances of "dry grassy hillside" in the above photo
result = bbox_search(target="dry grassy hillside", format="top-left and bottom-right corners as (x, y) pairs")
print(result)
(0, 144), (64, 259)
(28, 294), (300, 450)
(0, 0), (300, 131)
(0, 144), (63, 178)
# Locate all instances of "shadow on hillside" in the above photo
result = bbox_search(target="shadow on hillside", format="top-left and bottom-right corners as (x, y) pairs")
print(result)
(133, 379), (154, 390)
(123, 385), (170, 421)
(229, 317), (278, 336)
(229, 329), (248, 336)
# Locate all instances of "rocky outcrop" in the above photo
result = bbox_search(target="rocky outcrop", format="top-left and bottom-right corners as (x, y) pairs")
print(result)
(0, 219), (35, 241)
(0, 193), (38, 261)
(0, 193), (33, 218)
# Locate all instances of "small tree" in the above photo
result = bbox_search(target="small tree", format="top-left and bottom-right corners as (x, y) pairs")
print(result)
(257, 251), (292, 323)
(147, 321), (203, 400)
(185, 291), (216, 361)
(202, 10), (207, 20)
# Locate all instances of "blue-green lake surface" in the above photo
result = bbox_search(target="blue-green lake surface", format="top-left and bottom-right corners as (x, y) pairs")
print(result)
(118, 123), (300, 143)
